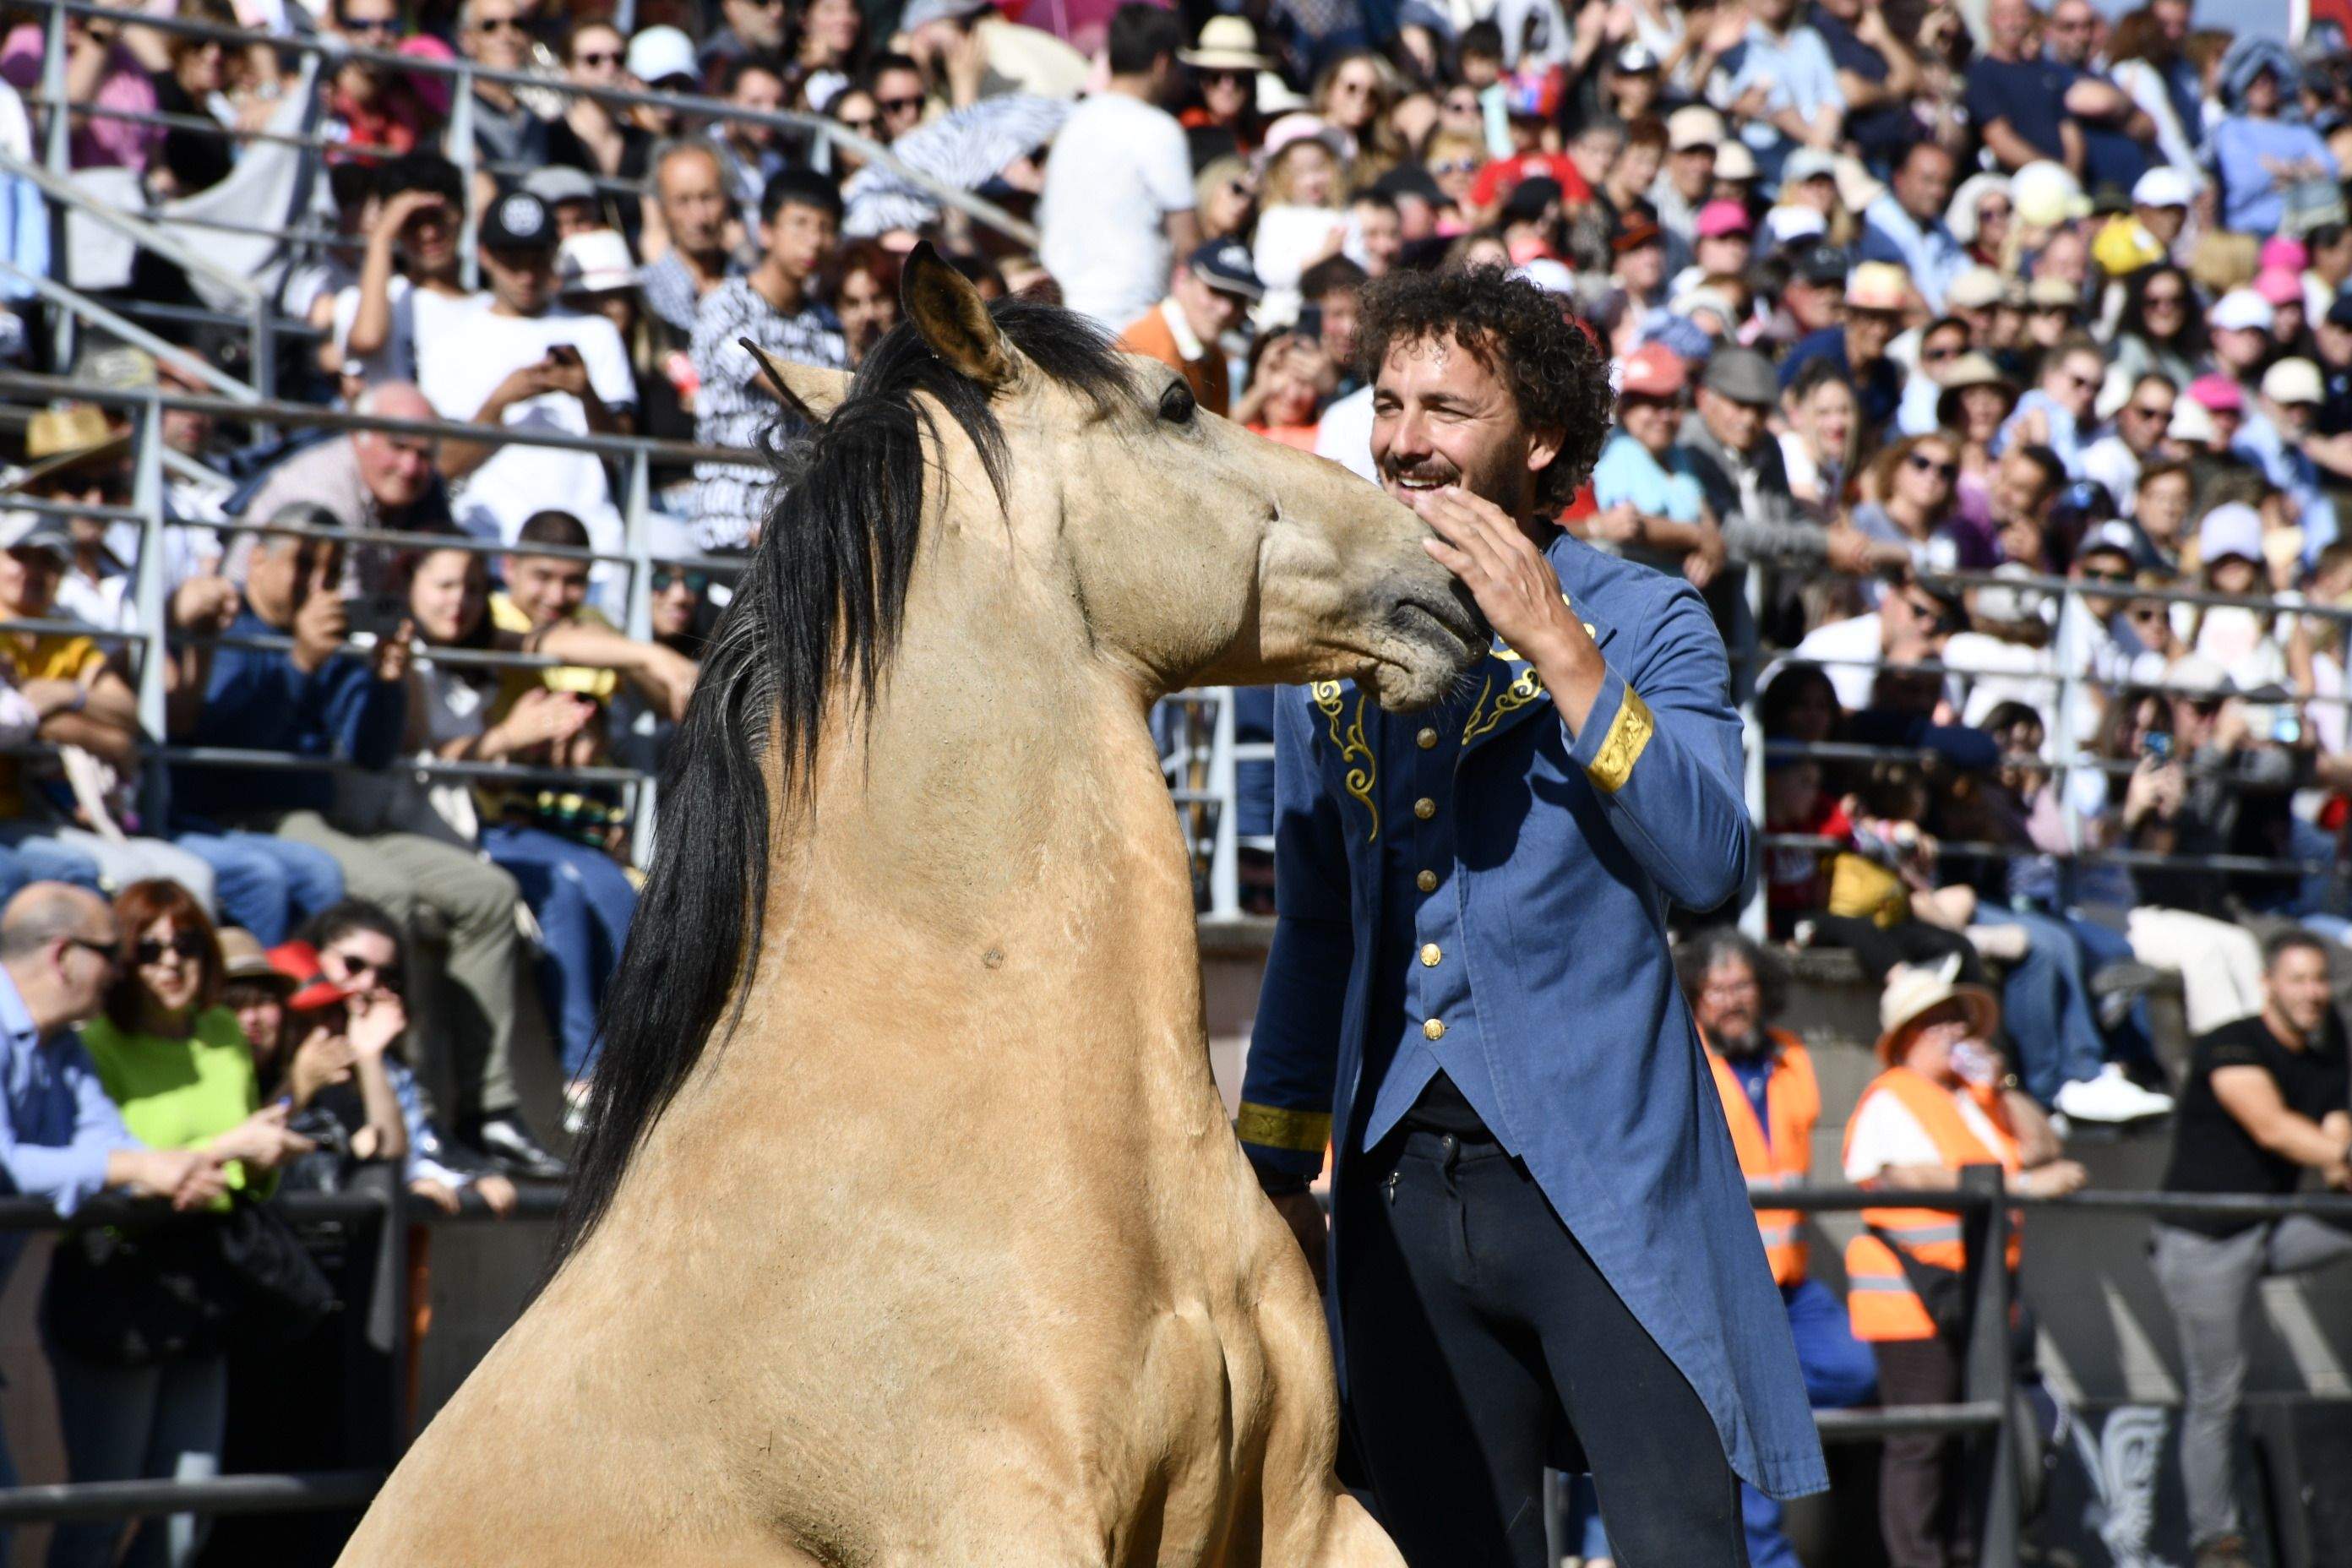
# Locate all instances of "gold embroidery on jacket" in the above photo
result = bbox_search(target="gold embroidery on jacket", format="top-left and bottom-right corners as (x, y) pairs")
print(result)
(1587, 689), (1655, 793)
(1463, 667), (1547, 743)
(1310, 681), (1380, 840)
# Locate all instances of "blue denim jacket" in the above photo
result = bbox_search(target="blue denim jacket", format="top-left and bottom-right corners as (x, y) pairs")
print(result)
(1239, 532), (1828, 1500)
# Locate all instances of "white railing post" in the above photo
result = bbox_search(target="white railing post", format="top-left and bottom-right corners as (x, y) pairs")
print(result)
(41, 0), (72, 369)
(2050, 576), (2085, 862)
(130, 393), (172, 826)
(621, 448), (659, 867)
(1740, 567), (1767, 939)
(449, 59), (479, 292)
(1206, 687), (1240, 919)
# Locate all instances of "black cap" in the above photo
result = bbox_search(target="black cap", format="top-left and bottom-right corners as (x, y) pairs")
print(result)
(2328, 291), (2352, 329)
(1501, 176), (1564, 224)
(479, 188), (555, 251)
(1793, 242), (1850, 287)
(1374, 162), (1446, 205)
(1186, 237), (1264, 301)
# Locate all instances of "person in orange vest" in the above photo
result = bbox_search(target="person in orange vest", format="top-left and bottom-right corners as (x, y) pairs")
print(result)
(1683, 928), (1878, 1568)
(1843, 958), (2087, 1568)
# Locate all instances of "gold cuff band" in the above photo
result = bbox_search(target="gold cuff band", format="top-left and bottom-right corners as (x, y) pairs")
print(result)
(1235, 1102), (1333, 1153)
(1586, 688), (1654, 794)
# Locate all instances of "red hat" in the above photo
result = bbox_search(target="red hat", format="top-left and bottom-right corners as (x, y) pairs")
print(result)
(1620, 342), (1687, 400)
(267, 939), (356, 1013)
(1695, 199), (1753, 239)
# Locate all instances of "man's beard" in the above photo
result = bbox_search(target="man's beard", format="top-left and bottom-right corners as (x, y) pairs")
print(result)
(1713, 1022), (1766, 1059)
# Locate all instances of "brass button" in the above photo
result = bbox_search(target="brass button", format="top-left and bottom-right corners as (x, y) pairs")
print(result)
(1416, 727), (1439, 749)
(1419, 943), (1441, 967)
(1416, 869), (1438, 893)
(1423, 1017), (1446, 1041)
(1413, 798), (1436, 820)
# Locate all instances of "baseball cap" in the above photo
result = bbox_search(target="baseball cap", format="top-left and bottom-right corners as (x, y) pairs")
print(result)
(1612, 212), (1663, 253)
(2168, 397), (2218, 444)
(1620, 342), (1686, 400)
(1502, 175), (1565, 224)
(1186, 237), (1264, 300)
(1792, 242), (1849, 287)
(2255, 267), (2306, 308)
(2077, 519), (2147, 569)
(1946, 266), (2006, 312)
(1614, 41), (1659, 72)
(1762, 206), (1827, 248)
(1264, 112), (1348, 162)
(900, 0), (992, 29)
(2262, 235), (2309, 274)
(2167, 653), (2235, 696)
(2131, 166), (2194, 208)
(1702, 347), (1778, 406)
(2186, 372), (2246, 413)
(558, 228), (639, 295)
(2262, 357), (2325, 406)
(2197, 502), (2264, 565)
(2210, 287), (2276, 333)
(1845, 260), (1908, 313)
(624, 24), (697, 86)
(479, 188), (555, 251)
(1783, 147), (1839, 188)
(1511, 258), (1576, 296)
(1, 515), (73, 563)
(524, 166), (598, 208)
(1713, 142), (1757, 182)
(1696, 199), (1752, 239)
(1667, 106), (1724, 151)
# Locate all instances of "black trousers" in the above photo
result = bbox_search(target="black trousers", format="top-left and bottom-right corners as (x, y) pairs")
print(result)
(1338, 1127), (1749, 1568)
(1872, 1337), (1974, 1568)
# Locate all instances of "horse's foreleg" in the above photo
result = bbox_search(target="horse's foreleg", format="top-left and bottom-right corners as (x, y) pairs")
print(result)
(1300, 1493), (1407, 1568)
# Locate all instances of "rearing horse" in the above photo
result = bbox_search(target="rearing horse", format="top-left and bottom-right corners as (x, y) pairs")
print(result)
(337, 247), (1484, 1567)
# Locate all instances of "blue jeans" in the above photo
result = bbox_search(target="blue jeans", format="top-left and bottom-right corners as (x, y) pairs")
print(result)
(1973, 906), (2108, 1103)
(0, 837), (102, 900)
(1739, 1278), (1876, 1568)
(171, 831), (344, 945)
(46, 1345), (227, 1568)
(482, 824), (635, 1081)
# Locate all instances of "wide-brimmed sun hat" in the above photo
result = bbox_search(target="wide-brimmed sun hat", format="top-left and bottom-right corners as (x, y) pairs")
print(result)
(1876, 956), (2000, 1064)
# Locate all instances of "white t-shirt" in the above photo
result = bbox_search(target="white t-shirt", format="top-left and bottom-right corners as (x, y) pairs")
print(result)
(1314, 384), (1379, 483)
(415, 295), (635, 553)
(1037, 91), (1195, 331)
(1843, 1079), (2009, 1183)
(329, 275), (470, 389)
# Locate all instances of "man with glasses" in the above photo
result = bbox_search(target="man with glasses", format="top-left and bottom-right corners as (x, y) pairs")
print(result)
(1783, 261), (1907, 437)
(1997, 332), (2107, 477)
(1650, 106), (1721, 272)
(238, 383), (449, 601)
(459, 0), (553, 172)
(2082, 373), (2180, 509)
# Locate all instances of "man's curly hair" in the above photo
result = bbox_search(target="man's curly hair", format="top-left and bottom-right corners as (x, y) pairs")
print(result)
(1355, 266), (1614, 515)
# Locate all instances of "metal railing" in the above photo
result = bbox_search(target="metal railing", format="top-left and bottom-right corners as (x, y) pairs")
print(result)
(0, 1173), (2340, 1544)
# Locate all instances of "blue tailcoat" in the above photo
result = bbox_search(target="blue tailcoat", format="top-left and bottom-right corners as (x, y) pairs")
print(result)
(1239, 533), (1828, 1501)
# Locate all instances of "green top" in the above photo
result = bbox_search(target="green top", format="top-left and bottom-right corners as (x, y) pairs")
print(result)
(79, 1007), (264, 1197)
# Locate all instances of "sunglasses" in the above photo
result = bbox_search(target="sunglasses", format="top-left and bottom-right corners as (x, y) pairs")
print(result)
(326, 953), (401, 992)
(2082, 568), (2132, 585)
(1921, 346), (1961, 362)
(339, 14), (402, 35)
(2128, 604), (2164, 621)
(878, 94), (924, 114)
(2144, 292), (2186, 308)
(838, 114), (879, 133)
(1908, 454), (1959, 480)
(574, 49), (620, 66)
(1430, 157), (1480, 176)
(63, 936), (118, 968)
(1198, 68), (1250, 85)
(652, 568), (710, 593)
(2128, 401), (2173, 419)
(135, 933), (210, 965)
(473, 14), (529, 34)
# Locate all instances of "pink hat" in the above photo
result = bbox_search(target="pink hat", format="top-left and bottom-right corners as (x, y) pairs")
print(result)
(2261, 235), (2310, 274)
(1620, 342), (1687, 399)
(1261, 112), (1347, 162)
(1695, 199), (1753, 239)
(2255, 266), (2305, 307)
(2186, 373), (2246, 414)
(397, 35), (456, 121)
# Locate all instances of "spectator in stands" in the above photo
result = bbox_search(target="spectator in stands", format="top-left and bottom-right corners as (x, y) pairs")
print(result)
(865, 52), (929, 144)
(457, 0), (552, 170)
(2082, 373), (2179, 511)
(0, 6), (161, 172)
(1692, 0), (1843, 180)
(1843, 959), (2085, 1568)
(0, 883), (227, 1536)
(1680, 928), (1876, 1568)
(700, 0), (789, 78)
(1235, 331), (1336, 449)
(169, 523), (561, 1179)
(708, 54), (792, 233)
(550, 19), (653, 201)
(2153, 929), (2352, 1568)
(828, 241), (901, 368)
(0, 515), (225, 909)
(149, 0), (242, 200)
(902, 0), (1086, 107)
(1998, 334), (2107, 476)
(639, 140), (741, 339)
(53, 879), (313, 1568)
(1037, 4), (1196, 331)
(1778, 360), (1857, 519)
(1784, 261), (1906, 436)
(1860, 142), (1965, 313)
(1298, 255), (1368, 387)
(690, 169), (849, 552)
(236, 384), (449, 597)
(217, 926), (403, 1182)
(326, 152), (471, 391)
(1653, 106), (1721, 263)
(320, 0), (430, 161)
(2210, 51), (2336, 239)
(421, 188), (635, 577)
(1588, 343), (1720, 585)
(1117, 239), (1260, 420)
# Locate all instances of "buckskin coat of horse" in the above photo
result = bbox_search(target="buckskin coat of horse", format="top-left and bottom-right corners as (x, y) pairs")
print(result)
(335, 247), (1489, 1566)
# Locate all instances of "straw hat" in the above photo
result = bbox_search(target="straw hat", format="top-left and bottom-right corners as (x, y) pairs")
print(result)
(1180, 16), (1274, 72)
(217, 928), (296, 989)
(1876, 956), (2000, 1064)
(1934, 352), (2019, 427)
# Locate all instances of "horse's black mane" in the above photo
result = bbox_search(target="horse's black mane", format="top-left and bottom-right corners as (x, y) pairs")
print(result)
(550, 299), (1138, 1267)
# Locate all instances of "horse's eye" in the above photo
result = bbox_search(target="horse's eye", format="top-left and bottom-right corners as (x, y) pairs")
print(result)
(1158, 381), (1196, 426)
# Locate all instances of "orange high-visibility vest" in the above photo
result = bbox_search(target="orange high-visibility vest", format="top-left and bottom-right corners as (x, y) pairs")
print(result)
(1841, 1066), (2024, 1343)
(1704, 1029), (1818, 1288)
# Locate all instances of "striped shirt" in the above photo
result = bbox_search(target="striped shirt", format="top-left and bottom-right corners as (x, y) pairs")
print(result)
(689, 277), (848, 551)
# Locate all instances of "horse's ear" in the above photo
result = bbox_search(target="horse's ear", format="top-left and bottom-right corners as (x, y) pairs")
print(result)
(901, 241), (1016, 390)
(740, 339), (851, 421)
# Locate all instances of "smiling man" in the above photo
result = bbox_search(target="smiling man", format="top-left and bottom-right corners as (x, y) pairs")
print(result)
(1239, 268), (1824, 1567)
